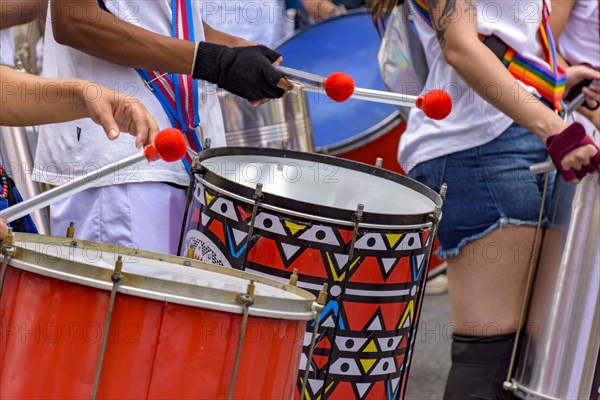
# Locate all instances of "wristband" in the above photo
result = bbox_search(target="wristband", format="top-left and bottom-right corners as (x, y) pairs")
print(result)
(546, 122), (600, 181)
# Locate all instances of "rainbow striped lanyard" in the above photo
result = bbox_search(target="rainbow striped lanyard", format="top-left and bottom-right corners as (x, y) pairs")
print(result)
(99, 0), (202, 171)
(410, 0), (566, 112)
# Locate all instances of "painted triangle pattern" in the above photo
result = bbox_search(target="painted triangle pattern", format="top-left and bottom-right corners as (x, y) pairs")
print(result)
(184, 182), (437, 400)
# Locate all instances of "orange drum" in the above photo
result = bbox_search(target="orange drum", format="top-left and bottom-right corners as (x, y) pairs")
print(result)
(0, 233), (316, 399)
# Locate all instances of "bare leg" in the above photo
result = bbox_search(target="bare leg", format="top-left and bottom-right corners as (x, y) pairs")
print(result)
(443, 226), (537, 400)
(447, 226), (535, 336)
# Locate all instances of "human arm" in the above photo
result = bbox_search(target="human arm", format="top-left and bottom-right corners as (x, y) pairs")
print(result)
(50, 0), (292, 100)
(549, 0), (600, 129)
(0, 66), (158, 147)
(0, 220), (7, 240)
(425, 0), (599, 179)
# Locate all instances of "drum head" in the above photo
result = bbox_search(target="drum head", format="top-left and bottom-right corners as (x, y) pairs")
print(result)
(8, 233), (315, 320)
(198, 148), (441, 227)
(275, 10), (400, 153)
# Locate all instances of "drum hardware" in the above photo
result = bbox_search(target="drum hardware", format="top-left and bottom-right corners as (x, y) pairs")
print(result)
(300, 283), (329, 400)
(289, 269), (299, 286)
(179, 152), (204, 254)
(66, 222), (76, 239)
(91, 256), (124, 400)
(0, 228), (15, 299)
(185, 245), (195, 260)
(375, 157), (383, 168)
(348, 204), (364, 262)
(227, 280), (257, 400)
(241, 184), (265, 271)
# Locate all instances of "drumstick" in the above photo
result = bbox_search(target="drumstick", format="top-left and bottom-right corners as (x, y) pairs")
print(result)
(530, 91), (590, 175)
(277, 65), (453, 120)
(0, 128), (187, 224)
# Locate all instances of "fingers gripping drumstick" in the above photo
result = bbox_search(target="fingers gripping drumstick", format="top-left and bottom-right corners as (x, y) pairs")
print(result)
(0, 128), (188, 224)
(276, 65), (453, 120)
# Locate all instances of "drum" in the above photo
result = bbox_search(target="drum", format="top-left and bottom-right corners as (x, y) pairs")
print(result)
(509, 173), (600, 400)
(275, 10), (408, 166)
(0, 233), (316, 399)
(275, 10), (447, 279)
(180, 148), (444, 399)
(218, 89), (315, 152)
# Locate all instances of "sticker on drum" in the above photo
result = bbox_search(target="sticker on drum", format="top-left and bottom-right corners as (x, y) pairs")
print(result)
(181, 147), (443, 400)
(0, 233), (315, 399)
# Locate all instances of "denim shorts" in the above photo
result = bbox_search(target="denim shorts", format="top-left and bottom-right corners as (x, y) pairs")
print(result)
(408, 123), (554, 259)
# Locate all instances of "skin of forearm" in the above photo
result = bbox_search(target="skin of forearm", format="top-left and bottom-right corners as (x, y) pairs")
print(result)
(203, 22), (246, 46)
(443, 41), (567, 142)
(0, 67), (90, 126)
(52, 1), (195, 74)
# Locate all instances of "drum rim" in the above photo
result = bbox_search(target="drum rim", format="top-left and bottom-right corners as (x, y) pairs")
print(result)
(5, 233), (317, 321)
(196, 147), (442, 226)
(275, 8), (403, 154)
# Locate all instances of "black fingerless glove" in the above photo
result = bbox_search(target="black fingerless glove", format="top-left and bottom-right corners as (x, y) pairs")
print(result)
(192, 42), (286, 102)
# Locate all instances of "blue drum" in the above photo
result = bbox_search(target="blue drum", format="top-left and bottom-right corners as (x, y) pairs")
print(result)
(275, 10), (405, 159)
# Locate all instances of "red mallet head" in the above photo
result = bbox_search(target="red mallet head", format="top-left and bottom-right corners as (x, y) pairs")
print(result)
(416, 90), (452, 120)
(323, 72), (355, 102)
(144, 128), (187, 162)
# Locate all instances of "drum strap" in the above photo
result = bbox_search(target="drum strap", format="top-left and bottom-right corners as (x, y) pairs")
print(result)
(410, 0), (566, 113)
(98, 0), (202, 172)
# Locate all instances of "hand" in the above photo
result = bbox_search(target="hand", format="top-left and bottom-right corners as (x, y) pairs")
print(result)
(564, 65), (600, 109)
(82, 85), (160, 149)
(547, 123), (600, 184)
(193, 42), (294, 103)
(230, 38), (292, 107)
(304, 0), (344, 21)
(0, 220), (8, 241)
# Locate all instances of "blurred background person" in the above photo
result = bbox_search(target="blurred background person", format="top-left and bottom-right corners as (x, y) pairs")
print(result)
(550, 0), (600, 133)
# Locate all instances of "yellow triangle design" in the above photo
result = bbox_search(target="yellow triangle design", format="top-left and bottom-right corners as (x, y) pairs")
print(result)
(285, 220), (306, 235)
(325, 381), (335, 393)
(299, 378), (312, 400)
(349, 257), (361, 271)
(326, 252), (346, 282)
(386, 233), (403, 248)
(204, 191), (215, 206)
(398, 300), (414, 329)
(363, 340), (378, 352)
(360, 358), (377, 373)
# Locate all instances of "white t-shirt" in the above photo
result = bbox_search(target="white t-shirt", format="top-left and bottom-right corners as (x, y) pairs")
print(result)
(34, 0), (226, 187)
(400, 0), (552, 172)
(199, 0), (294, 46)
(559, 0), (599, 67)
(0, 29), (15, 66)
